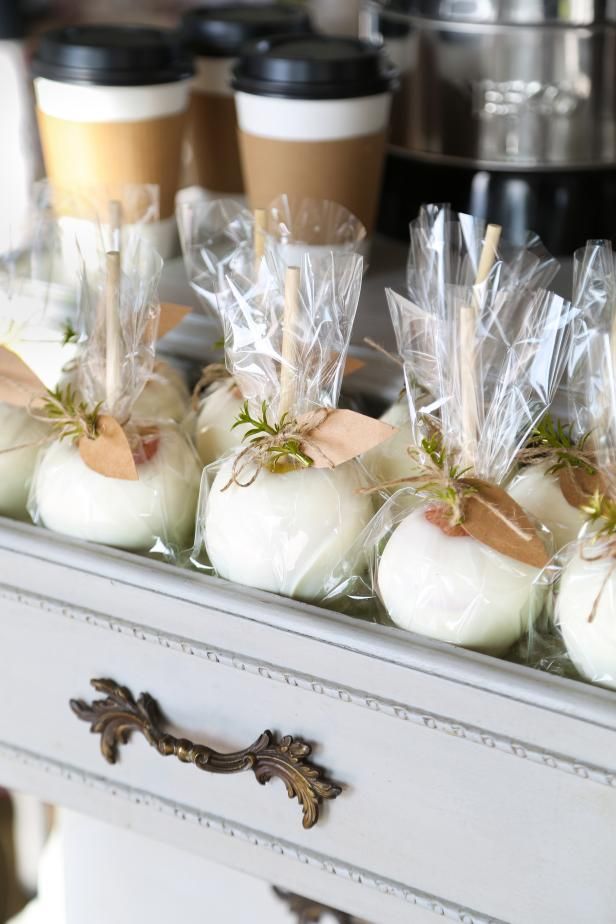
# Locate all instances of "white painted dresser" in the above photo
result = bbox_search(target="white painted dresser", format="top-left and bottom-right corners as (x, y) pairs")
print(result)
(2, 514), (616, 924)
(1, 250), (612, 924)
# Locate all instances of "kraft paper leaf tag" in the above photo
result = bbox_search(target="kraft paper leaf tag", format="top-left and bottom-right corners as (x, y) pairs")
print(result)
(299, 408), (396, 469)
(460, 478), (549, 569)
(558, 466), (605, 509)
(79, 415), (138, 481)
(0, 346), (46, 407)
(158, 303), (191, 340)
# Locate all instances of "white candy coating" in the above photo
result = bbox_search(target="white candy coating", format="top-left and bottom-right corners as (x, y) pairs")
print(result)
(0, 403), (48, 520)
(362, 398), (418, 485)
(133, 361), (190, 423)
(195, 381), (243, 466)
(205, 459), (373, 601)
(378, 507), (542, 655)
(33, 426), (200, 551)
(508, 461), (585, 550)
(557, 550), (616, 689)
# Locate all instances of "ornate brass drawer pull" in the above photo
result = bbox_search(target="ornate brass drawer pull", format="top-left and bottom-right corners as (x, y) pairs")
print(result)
(70, 678), (341, 829)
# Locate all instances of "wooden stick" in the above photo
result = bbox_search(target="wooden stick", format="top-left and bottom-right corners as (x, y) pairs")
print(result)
(105, 251), (122, 412)
(254, 209), (266, 275)
(279, 266), (300, 417)
(475, 223), (502, 286)
(109, 200), (122, 255)
(460, 223), (502, 468)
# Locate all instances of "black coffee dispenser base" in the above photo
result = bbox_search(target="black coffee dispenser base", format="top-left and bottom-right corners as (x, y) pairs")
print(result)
(378, 151), (616, 255)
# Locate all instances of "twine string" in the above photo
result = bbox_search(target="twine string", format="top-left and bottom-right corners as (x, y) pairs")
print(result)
(222, 407), (334, 490)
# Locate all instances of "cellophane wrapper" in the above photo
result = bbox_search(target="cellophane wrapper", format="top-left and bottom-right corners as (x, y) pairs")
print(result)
(30, 181), (160, 288)
(378, 204), (563, 494)
(177, 197), (254, 320)
(29, 419), (201, 560)
(192, 250), (375, 602)
(28, 237), (201, 560)
(0, 245), (77, 521)
(323, 245), (577, 653)
(406, 204), (560, 322)
(521, 240), (616, 687)
(178, 195), (367, 324)
(264, 194), (367, 273)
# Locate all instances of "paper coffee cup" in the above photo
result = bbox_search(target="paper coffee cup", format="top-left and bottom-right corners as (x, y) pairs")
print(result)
(32, 25), (194, 248)
(233, 35), (398, 234)
(181, 5), (312, 195)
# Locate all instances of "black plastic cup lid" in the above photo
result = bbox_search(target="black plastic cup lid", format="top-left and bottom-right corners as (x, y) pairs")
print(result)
(0, 3), (24, 40)
(232, 34), (398, 100)
(181, 4), (312, 58)
(32, 24), (194, 86)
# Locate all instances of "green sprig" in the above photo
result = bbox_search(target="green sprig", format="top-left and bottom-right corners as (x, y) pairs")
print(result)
(581, 491), (616, 539)
(61, 320), (78, 346)
(411, 433), (475, 526)
(39, 384), (101, 443)
(528, 414), (596, 475)
(231, 400), (313, 471)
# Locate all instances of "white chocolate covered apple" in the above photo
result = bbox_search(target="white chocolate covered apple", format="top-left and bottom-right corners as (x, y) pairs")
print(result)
(362, 397), (417, 485)
(0, 403), (48, 520)
(195, 380), (244, 466)
(33, 426), (200, 551)
(378, 506), (543, 655)
(508, 462), (585, 550)
(205, 460), (374, 600)
(557, 549), (616, 689)
(133, 360), (190, 423)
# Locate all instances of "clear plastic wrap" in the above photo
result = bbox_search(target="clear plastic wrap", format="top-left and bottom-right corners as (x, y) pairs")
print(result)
(406, 203), (560, 320)
(325, 222), (577, 654)
(0, 402), (48, 520)
(177, 197), (254, 320)
(0, 252), (76, 520)
(263, 194), (367, 271)
(366, 205), (561, 495)
(526, 241), (616, 689)
(31, 180), (161, 287)
(178, 196), (368, 467)
(509, 240), (614, 550)
(132, 359), (191, 424)
(29, 239), (201, 559)
(193, 249), (385, 602)
(177, 194), (367, 321)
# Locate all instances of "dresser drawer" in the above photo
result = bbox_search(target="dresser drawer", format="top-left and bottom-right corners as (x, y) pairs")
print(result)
(1, 518), (616, 924)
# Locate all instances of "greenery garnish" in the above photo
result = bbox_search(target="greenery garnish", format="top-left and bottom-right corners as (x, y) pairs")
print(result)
(410, 433), (475, 526)
(232, 400), (313, 471)
(527, 414), (596, 475)
(38, 385), (101, 443)
(62, 320), (78, 346)
(581, 491), (616, 539)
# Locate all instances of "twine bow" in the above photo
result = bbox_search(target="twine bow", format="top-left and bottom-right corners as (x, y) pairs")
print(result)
(517, 417), (597, 476)
(361, 432), (545, 568)
(223, 406), (334, 490)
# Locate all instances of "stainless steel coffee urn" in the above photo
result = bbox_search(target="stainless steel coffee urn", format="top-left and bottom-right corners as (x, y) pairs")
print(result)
(364, 0), (616, 252)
